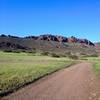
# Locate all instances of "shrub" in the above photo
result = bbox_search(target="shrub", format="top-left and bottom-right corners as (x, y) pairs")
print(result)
(41, 52), (49, 56)
(80, 53), (87, 56)
(3, 50), (12, 52)
(27, 50), (36, 54)
(68, 55), (79, 60)
(90, 54), (99, 57)
(12, 50), (21, 53)
(3, 50), (21, 53)
(65, 52), (72, 56)
(51, 53), (60, 58)
(59, 54), (67, 57)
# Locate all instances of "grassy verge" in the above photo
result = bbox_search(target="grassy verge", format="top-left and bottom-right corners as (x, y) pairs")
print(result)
(0, 52), (74, 96)
(83, 56), (100, 76)
(94, 63), (100, 75)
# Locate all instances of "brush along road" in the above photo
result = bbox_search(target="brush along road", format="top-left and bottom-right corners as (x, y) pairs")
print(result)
(2, 62), (100, 100)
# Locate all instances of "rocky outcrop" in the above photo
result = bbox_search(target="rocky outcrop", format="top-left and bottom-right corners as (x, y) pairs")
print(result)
(33, 34), (95, 46)
(0, 34), (95, 46)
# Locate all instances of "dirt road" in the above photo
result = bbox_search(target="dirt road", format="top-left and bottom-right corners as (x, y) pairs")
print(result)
(2, 62), (100, 100)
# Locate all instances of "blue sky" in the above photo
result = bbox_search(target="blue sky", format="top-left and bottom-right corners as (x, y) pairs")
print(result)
(0, 0), (100, 42)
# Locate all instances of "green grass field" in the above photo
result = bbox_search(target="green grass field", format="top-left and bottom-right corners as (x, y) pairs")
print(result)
(0, 52), (73, 96)
(85, 56), (100, 76)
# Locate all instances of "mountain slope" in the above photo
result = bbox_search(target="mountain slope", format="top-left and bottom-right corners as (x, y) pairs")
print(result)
(0, 34), (99, 55)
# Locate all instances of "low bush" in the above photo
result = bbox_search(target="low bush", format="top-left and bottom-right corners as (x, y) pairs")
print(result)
(51, 53), (60, 58)
(68, 55), (79, 60)
(3, 50), (21, 53)
(12, 50), (21, 53)
(41, 52), (50, 56)
(90, 54), (99, 57)
(3, 50), (12, 52)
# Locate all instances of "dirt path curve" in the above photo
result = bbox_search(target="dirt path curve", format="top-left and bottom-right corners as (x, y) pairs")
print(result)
(2, 62), (100, 100)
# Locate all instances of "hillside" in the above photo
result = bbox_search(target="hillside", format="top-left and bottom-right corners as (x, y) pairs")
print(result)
(94, 42), (100, 53)
(0, 34), (99, 55)
(95, 42), (100, 47)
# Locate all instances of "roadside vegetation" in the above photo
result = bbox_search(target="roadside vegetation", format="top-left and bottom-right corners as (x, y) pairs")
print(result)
(1, 49), (99, 96)
(0, 51), (74, 96)
(83, 56), (100, 76)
